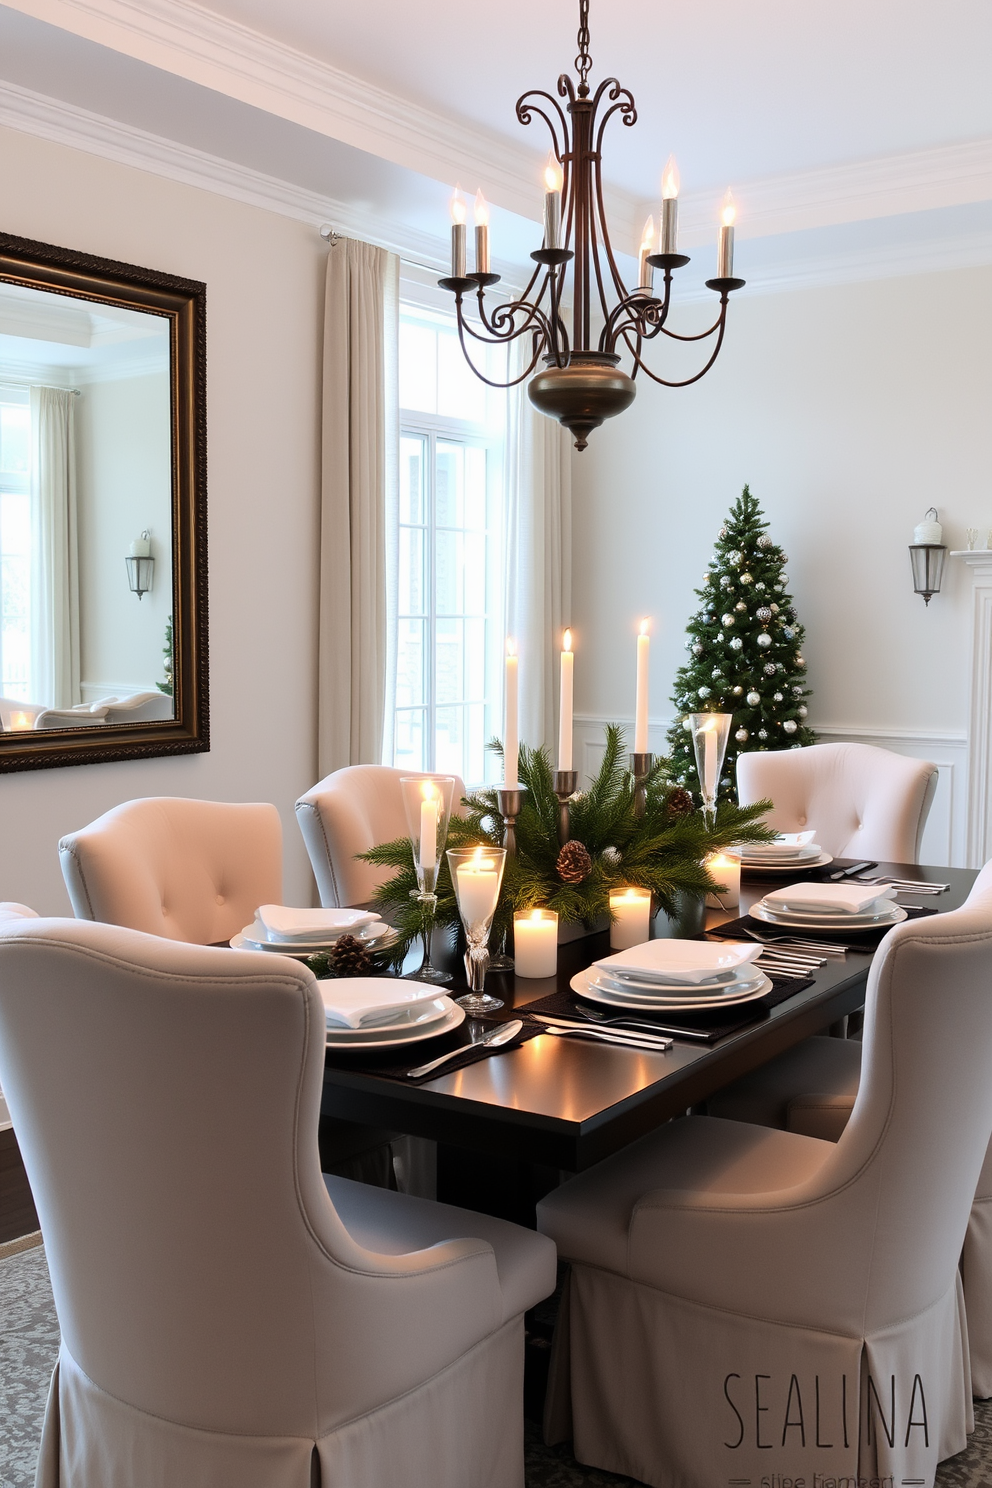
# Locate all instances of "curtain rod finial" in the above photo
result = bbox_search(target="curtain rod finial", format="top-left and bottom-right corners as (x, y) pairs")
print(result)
(320, 224), (341, 244)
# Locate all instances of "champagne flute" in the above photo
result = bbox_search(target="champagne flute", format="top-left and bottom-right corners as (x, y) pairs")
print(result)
(401, 775), (457, 983)
(446, 846), (507, 1013)
(689, 712), (732, 829)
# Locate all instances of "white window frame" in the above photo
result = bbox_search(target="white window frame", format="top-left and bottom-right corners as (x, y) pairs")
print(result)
(0, 387), (32, 701)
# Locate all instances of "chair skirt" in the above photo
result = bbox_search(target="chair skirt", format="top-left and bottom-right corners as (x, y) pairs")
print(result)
(39, 1321), (525, 1488)
(544, 1265), (973, 1488)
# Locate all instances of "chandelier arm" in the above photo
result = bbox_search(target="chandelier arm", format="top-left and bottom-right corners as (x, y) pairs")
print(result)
(657, 305), (727, 344)
(471, 293), (555, 349)
(453, 302), (549, 388)
(587, 194), (618, 329)
(515, 89), (569, 163)
(469, 269), (546, 341)
(590, 76), (637, 128)
(620, 306), (730, 388)
(601, 276), (676, 351)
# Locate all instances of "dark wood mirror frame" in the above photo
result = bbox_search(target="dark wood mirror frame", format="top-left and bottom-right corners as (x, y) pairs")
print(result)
(0, 231), (207, 773)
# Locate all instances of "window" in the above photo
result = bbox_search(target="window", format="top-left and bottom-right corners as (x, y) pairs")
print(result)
(0, 389), (31, 702)
(391, 303), (508, 785)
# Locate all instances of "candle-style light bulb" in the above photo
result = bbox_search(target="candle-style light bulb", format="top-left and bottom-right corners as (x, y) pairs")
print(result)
(638, 215), (655, 293)
(660, 154), (680, 254)
(504, 638), (519, 787)
(543, 152), (564, 250)
(449, 185), (467, 278)
(634, 617), (651, 755)
(558, 629), (574, 773)
(717, 189), (736, 279)
(473, 188), (490, 275)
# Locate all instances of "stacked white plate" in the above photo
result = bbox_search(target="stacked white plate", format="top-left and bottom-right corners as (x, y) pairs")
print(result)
(231, 905), (398, 958)
(570, 939), (772, 1012)
(752, 881), (907, 931)
(740, 831), (833, 874)
(321, 978), (465, 1050)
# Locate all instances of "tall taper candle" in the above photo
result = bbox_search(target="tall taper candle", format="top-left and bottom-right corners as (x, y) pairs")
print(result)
(504, 639), (518, 786)
(450, 187), (467, 278)
(661, 154), (680, 254)
(474, 189), (490, 274)
(717, 189), (735, 279)
(638, 216), (655, 293)
(634, 618), (650, 754)
(558, 629), (574, 772)
(543, 153), (563, 251)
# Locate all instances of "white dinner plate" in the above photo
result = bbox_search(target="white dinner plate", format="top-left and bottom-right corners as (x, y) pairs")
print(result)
(325, 996), (453, 1041)
(588, 970), (767, 1003)
(740, 852), (834, 875)
(594, 968), (766, 997)
(239, 919), (389, 950)
(231, 926), (401, 958)
(326, 1002), (465, 1050)
(571, 967), (773, 1012)
(752, 902), (907, 930)
(592, 940), (760, 984)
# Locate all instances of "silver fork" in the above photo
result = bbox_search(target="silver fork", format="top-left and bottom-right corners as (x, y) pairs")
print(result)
(737, 928), (849, 957)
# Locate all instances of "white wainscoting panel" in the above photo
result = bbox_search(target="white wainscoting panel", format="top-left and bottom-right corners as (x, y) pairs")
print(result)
(573, 714), (968, 869)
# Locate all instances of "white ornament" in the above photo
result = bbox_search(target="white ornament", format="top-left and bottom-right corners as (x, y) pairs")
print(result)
(758, 728), (768, 740)
(728, 550), (742, 565)
(746, 691), (760, 706)
(692, 642), (704, 655)
(735, 728), (748, 742)
(698, 686), (711, 698)
(721, 613), (735, 627)
(780, 574), (789, 585)
(711, 667), (723, 678)
(764, 662), (777, 675)
(735, 601), (747, 612)
(773, 692), (783, 702)
(798, 705), (808, 718)
(755, 582), (766, 591)
(783, 719), (798, 734)
(793, 685), (803, 695)
(770, 603), (780, 614)
(601, 846), (621, 866)
(757, 633), (772, 648)
(795, 654), (806, 668)
(720, 575), (732, 588)
(740, 572), (753, 585)
(702, 574), (711, 584)
(730, 637), (744, 651)
(683, 717), (693, 731)
(732, 685), (743, 696)
(716, 632), (724, 642)
(758, 535), (772, 548)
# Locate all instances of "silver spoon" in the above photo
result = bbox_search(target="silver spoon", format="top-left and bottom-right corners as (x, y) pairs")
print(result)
(405, 1019), (523, 1079)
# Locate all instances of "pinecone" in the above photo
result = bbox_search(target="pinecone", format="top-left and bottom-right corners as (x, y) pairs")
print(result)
(329, 934), (374, 977)
(667, 786), (694, 820)
(557, 839), (593, 884)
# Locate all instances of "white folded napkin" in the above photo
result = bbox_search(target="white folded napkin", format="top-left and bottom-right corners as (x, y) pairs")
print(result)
(762, 882), (896, 915)
(594, 939), (761, 983)
(256, 904), (381, 941)
(743, 831), (817, 858)
(319, 978), (442, 1029)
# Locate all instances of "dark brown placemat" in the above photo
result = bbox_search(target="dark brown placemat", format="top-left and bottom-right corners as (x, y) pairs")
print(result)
(741, 856), (879, 883)
(708, 903), (937, 950)
(516, 972), (814, 1044)
(325, 1003), (542, 1085)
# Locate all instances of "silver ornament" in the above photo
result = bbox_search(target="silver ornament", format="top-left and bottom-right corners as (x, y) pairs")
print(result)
(728, 550), (742, 565)
(692, 642), (704, 655)
(721, 613), (735, 627)
(698, 686), (711, 698)
(757, 633), (772, 648)
(711, 667), (723, 678)
(683, 717), (693, 731)
(735, 727), (748, 743)
(780, 573), (789, 584)
(783, 719), (798, 734)
(716, 632), (724, 642)
(793, 685), (803, 695)
(755, 581), (766, 591)
(758, 728), (768, 740)
(730, 637), (744, 651)
(757, 534), (772, 548)
(746, 690), (760, 706)
(795, 654), (806, 668)
(735, 601), (747, 612)
(798, 705), (808, 718)
(773, 692), (783, 702)
(783, 626), (795, 640)
(740, 572), (753, 585)
(732, 685), (743, 696)
(756, 606), (772, 622)
(764, 662), (777, 676)
(601, 846), (621, 866)
(774, 584), (784, 592)
(720, 575), (732, 588)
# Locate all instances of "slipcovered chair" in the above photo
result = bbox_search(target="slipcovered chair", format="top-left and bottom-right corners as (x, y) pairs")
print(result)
(34, 707), (109, 728)
(296, 765), (467, 907)
(737, 741), (938, 863)
(0, 917), (556, 1487)
(59, 796), (282, 945)
(102, 692), (175, 723)
(536, 888), (992, 1488)
(708, 861), (992, 1397)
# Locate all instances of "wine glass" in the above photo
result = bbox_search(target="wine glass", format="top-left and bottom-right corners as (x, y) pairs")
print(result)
(401, 775), (457, 984)
(446, 846), (507, 1013)
(689, 712), (732, 830)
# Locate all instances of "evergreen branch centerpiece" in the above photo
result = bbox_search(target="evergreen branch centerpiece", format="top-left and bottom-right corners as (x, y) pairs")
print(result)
(363, 726), (774, 966)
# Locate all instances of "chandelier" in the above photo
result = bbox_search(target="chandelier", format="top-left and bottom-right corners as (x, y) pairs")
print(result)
(439, 0), (745, 451)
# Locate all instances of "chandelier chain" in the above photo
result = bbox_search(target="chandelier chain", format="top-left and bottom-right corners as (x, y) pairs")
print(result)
(575, 0), (592, 95)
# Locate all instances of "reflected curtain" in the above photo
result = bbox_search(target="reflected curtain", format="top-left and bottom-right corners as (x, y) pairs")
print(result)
(30, 386), (80, 709)
(504, 349), (573, 755)
(319, 237), (399, 776)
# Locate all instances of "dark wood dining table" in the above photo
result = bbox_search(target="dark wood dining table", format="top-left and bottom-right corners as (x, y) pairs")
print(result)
(320, 862), (974, 1193)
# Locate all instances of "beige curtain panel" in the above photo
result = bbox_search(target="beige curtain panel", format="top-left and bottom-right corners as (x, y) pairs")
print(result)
(30, 386), (80, 710)
(319, 238), (399, 776)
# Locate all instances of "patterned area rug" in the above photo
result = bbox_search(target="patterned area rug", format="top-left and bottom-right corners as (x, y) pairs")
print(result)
(2, 1241), (991, 1488)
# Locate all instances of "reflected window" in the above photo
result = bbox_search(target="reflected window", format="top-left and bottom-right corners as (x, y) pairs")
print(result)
(390, 305), (507, 785)
(0, 389), (31, 702)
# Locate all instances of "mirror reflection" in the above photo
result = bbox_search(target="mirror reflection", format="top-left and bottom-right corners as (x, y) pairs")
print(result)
(0, 280), (174, 731)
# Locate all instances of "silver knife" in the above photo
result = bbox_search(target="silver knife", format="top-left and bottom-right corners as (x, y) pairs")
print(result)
(532, 1014), (672, 1051)
(405, 1019), (523, 1079)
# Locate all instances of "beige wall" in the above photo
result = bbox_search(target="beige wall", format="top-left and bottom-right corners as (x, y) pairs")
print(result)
(571, 265), (992, 737)
(0, 123), (324, 911)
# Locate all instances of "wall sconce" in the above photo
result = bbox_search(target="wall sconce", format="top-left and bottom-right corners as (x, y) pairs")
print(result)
(909, 508), (946, 606)
(125, 530), (154, 600)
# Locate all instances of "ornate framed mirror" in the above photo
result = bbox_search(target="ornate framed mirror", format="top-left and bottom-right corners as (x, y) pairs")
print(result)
(0, 231), (207, 772)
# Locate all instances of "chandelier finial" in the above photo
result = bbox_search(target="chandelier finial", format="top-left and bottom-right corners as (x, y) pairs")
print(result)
(575, 0), (592, 96)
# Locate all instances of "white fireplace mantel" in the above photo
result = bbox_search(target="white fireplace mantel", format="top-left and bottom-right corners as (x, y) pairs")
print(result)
(951, 552), (992, 866)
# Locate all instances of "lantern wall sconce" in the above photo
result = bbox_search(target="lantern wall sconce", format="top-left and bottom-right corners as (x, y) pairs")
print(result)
(909, 508), (946, 606)
(125, 530), (154, 600)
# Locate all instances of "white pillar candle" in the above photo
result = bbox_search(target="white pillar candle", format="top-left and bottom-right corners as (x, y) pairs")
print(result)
(637, 216), (655, 293)
(609, 888), (653, 950)
(474, 190), (490, 274)
(130, 532), (150, 558)
(705, 849), (741, 909)
(9, 711), (32, 730)
(450, 187), (467, 278)
(660, 155), (680, 254)
(634, 619), (650, 754)
(456, 854), (500, 930)
(513, 909), (558, 978)
(419, 783), (439, 877)
(558, 629), (573, 773)
(543, 154), (563, 250)
(504, 639), (518, 786)
(717, 190), (735, 279)
(700, 716), (718, 800)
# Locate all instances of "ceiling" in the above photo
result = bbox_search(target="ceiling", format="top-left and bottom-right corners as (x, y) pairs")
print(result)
(0, 0), (990, 290)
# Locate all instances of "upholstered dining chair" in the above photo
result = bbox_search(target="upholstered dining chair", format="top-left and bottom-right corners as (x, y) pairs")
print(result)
(0, 917), (556, 1488)
(59, 796), (283, 945)
(737, 741), (938, 863)
(296, 765), (467, 907)
(537, 889), (992, 1488)
(708, 860), (992, 1397)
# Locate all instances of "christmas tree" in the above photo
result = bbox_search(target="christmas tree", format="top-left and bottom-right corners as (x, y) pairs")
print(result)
(666, 485), (815, 803)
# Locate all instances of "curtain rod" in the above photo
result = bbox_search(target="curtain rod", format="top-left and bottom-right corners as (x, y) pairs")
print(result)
(0, 378), (80, 396)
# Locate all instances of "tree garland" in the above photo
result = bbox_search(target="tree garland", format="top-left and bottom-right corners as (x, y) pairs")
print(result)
(362, 725), (774, 966)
